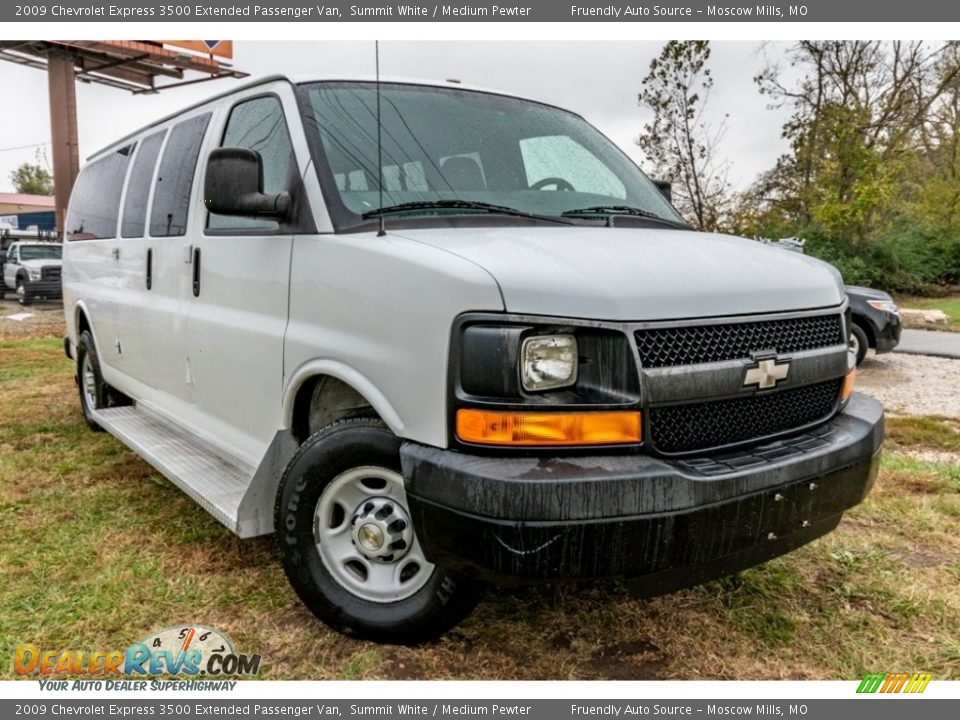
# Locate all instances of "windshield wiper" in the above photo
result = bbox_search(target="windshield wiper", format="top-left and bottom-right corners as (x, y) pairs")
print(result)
(362, 200), (573, 225)
(561, 205), (690, 228)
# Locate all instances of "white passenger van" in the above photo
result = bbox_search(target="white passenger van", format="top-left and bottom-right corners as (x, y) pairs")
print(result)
(63, 75), (883, 643)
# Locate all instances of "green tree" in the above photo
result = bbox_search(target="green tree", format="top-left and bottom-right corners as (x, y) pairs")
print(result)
(738, 41), (960, 291)
(637, 40), (730, 231)
(912, 43), (960, 237)
(10, 162), (53, 196)
(754, 41), (959, 246)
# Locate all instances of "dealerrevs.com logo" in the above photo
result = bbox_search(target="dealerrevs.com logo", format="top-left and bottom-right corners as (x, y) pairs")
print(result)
(14, 626), (261, 678)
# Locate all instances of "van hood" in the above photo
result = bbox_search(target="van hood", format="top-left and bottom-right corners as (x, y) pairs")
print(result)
(393, 226), (845, 321)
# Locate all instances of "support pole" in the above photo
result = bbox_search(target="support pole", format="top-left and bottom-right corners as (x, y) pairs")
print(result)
(47, 51), (79, 239)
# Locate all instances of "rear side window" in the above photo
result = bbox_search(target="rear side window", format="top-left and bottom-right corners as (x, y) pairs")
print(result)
(121, 130), (166, 238)
(208, 96), (295, 232)
(150, 114), (211, 237)
(65, 144), (134, 241)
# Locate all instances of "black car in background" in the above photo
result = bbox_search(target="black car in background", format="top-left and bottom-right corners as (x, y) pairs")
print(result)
(846, 285), (902, 365)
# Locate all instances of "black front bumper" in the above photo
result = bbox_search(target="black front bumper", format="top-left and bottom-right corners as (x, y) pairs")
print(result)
(23, 280), (62, 298)
(874, 312), (902, 353)
(401, 393), (883, 589)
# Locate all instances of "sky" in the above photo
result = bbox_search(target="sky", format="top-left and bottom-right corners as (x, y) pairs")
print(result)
(0, 41), (793, 195)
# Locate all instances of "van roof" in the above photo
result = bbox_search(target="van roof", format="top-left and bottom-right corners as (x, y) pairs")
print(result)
(89, 74), (538, 160)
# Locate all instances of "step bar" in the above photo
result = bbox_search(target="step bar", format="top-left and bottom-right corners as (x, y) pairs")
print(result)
(92, 405), (257, 535)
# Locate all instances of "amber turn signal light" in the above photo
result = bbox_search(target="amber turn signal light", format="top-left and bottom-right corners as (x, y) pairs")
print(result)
(840, 367), (856, 403)
(455, 408), (643, 447)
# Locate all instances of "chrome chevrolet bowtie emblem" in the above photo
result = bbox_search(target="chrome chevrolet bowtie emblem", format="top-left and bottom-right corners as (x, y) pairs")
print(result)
(744, 358), (790, 389)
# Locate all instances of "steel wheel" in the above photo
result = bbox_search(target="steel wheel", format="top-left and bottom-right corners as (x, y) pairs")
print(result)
(313, 466), (433, 603)
(81, 353), (98, 410)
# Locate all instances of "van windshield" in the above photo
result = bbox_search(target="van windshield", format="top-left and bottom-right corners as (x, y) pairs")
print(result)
(19, 244), (62, 261)
(298, 82), (684, 229)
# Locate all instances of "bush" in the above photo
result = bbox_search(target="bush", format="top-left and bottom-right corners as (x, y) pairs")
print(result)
(777, 224), (960, 294)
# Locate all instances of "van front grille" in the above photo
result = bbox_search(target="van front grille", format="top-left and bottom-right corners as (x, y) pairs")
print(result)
(649, 378), (843, 455)
(635, 314), (844, 368)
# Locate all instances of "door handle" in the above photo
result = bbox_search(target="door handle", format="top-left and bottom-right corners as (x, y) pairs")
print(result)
(146, 248), (152, 290)
(192, 247), (201, 297)
(111, 247), (120, 261)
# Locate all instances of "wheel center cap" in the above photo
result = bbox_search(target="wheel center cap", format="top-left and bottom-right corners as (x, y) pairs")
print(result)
(350, 496), (415, 563)
(357, 523), (384, 552)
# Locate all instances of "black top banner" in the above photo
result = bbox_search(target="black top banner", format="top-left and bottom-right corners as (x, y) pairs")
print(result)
(4, 0), (960, 22)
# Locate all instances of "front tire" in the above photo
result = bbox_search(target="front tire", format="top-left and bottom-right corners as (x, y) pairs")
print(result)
(16, 279), (31, 306)
(850, 324), (869, 366)
(275, 417), (485, 644)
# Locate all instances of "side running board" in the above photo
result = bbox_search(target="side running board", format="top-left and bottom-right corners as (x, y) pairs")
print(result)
(91, 405), (255, 535)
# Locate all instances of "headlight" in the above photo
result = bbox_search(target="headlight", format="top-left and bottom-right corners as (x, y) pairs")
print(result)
(27, 268), (41, 281)
(867, 299), (899, 315)
(521, 334), (578, 392)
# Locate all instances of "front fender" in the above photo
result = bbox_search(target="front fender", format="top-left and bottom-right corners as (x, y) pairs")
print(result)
(282, 359), (405, 437)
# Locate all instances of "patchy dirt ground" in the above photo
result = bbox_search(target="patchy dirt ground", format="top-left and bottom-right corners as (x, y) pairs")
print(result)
(856, 351), (960, 417)
(0, 297), (65, 338)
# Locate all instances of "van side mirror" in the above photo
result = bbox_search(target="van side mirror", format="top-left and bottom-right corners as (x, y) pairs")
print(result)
(203, 148), (291, 219)
(652, 179), (672, 203)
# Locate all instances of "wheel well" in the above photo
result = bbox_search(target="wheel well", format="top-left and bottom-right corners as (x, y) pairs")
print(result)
(292, 375), (379, 443)
(77, 309), (91, 338)
(853, 316), (876, 349)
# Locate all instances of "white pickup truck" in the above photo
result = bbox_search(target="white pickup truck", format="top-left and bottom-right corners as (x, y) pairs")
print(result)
(1, 240), (63, 305)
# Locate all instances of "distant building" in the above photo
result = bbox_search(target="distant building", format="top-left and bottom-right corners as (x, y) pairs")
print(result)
(0, 193), (56, 234)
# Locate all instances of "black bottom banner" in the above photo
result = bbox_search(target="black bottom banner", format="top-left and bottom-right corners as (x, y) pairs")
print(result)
(2, 699), (957, 720)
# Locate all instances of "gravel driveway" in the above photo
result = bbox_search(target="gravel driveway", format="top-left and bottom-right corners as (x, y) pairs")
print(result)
(857, 351), (960, 418)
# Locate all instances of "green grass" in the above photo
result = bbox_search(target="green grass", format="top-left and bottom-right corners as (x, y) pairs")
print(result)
(897, 295), (960, 331)
(886, 415), (960, 454)
(1, 335), (959, 680)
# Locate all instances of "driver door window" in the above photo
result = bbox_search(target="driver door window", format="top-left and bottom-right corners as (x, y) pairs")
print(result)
(208, 95), (295, 232)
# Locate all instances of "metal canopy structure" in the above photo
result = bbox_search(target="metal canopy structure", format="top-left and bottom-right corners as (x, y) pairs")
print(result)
(0, 41), (246, 94)
(0, 41), (248, 235)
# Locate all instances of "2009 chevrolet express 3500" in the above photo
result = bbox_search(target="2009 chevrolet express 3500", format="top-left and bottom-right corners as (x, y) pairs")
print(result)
(62, 76), (883, 643)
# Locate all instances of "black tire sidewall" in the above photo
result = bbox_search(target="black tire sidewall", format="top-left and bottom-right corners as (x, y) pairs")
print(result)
(275, 418), (483, 644)
(76, 330), (106, 431)
(851, 324), (869, 365)
(16, 277), (31, 306)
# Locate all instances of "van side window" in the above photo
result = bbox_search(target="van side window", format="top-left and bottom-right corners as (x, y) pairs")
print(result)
(150, 114), (211, 237)
(65, 144), (135, 241)
(208, 96), (295, 232)
(121, 130), (166, 238)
